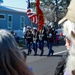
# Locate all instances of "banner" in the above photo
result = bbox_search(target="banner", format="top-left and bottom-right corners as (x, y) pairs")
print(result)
(36, 0), (44, 30)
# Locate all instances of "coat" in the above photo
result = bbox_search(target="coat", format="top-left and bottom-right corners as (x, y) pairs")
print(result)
(54, 52), (68, 75)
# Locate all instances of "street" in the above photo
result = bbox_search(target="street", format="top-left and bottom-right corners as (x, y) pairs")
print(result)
(22, 41), (66, 75)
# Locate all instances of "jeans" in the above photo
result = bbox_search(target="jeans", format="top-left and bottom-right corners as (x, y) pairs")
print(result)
(27, 42), (31, 55)
(32, 42), (37, 55)
(38, 40), (44, 55)
(47, 42), (53, 55)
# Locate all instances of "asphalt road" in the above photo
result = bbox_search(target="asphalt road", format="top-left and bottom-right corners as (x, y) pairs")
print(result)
(22, 41), (66, 75)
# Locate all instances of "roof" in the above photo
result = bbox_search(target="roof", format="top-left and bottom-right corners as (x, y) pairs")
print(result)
(0, 5), (27, 13)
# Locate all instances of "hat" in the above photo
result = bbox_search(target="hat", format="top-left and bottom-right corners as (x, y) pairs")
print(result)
(33, 27), (37, 30)
(47, 24), (51, 26)
(27, 26), (31, 29)
(58, 0), (75, 24)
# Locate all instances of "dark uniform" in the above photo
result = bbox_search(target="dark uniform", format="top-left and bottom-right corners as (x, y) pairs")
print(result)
(47, 28), (54, 56)
(32, 29), (38, 55)
(25, 30), (33, 55)
(38, 31), (44, 56)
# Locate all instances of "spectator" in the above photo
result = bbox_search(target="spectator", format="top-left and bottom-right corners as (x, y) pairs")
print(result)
(55, 0), (75, 75)
(23, 25), (27, 47)
(23, 25), (27, 35)
(0, 29), (33, 75)
(23, 51), (33, 71)
(10, 29), (15, 36)
(14, 33), (20, 43)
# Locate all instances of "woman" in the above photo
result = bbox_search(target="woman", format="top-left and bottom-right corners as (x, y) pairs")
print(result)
(0, 29), (33, 75)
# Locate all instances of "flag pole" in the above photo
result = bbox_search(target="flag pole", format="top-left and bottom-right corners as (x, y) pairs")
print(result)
(31, 20), (33, 29)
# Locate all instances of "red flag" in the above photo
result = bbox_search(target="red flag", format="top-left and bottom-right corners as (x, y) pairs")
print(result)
(36, 0), (44, 30)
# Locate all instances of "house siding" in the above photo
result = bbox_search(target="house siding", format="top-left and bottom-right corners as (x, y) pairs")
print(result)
(0, 10), (32, 30)
(0, 6), (38, 37)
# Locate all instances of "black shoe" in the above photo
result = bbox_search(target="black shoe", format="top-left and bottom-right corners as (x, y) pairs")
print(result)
(51, 51), (54, 55)
(34, 54), (37, 56)
(47, 54), (51, 57)
(27, 53), (29, 55)
(40, 54), (43, 56)
(29, 50), (32, 54)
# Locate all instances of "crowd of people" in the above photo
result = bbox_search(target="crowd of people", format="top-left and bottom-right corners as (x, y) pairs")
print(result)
(23, 24), (60, 56)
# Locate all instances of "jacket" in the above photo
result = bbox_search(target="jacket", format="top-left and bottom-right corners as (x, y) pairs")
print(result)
(54, 52), (68, 75)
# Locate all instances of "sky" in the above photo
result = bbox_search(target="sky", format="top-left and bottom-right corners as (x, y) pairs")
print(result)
(1, 0), (28, 10)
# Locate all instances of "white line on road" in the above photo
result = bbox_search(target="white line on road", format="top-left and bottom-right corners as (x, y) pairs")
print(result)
(54, 50), (67, 55)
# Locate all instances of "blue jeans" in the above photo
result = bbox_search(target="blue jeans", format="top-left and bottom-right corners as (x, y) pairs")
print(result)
(47, 42), (53, 55)
(27, 42), (31, 55)
(32, 42), (37, 55)
(38, 40), (44, 55)
(24, 38), (28, 48)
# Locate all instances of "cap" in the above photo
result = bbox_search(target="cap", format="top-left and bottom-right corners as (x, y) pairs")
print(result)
(33, 27), (37, 30)
(58, 0), (75, 24)
(27, 26), (31, 29)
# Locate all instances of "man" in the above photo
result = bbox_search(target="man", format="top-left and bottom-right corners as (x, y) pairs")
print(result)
(55, 0), (75, 75)
(23, 25), (27, 35)
(32, 27), (38, 56)
(47, 26), (54, 56)
(25, 26), (33, 55)
(23, 25), (27, 47)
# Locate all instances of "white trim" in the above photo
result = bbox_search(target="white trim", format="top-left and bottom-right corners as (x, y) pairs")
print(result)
(20, 16), (25, 29)
(0, 13), (6, 20)
(7, 14), (13, 29)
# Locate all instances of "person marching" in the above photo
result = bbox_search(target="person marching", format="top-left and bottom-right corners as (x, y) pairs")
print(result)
(38, 30), (44, 56)
(42, 26), (47, 42)
(47, 26), (54, 56)
(32, 27), (38, 56)
(25, 26), (33, 55)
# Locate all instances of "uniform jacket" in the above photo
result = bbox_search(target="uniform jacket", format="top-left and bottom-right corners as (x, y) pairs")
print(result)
(25, 31), (33, 43)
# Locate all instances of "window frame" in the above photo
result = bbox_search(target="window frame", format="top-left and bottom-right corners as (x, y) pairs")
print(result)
(7, 14), (13, 29)
(20, 16), (25, 29)
(0, 14), (5, 20)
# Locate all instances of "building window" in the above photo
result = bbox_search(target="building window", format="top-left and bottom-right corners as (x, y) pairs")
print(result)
(0, 14), (5, 20)
(8, 15), (13, 29)
(20, 16), (25, 29)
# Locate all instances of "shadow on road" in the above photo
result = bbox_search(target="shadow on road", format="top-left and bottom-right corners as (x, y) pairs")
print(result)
(27, 54), (62, 57)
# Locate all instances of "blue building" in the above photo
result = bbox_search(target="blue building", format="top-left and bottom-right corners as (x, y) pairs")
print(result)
(0, 5), (37, 37)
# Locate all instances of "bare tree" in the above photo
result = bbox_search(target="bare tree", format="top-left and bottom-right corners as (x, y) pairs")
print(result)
(30, 0), (71, 27)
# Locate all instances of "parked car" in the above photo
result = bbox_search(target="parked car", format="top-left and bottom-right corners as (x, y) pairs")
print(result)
(56, 28), (63, 43)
